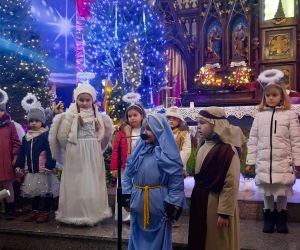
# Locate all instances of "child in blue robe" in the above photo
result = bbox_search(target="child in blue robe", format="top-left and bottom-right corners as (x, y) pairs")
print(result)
(122, 113), (185, 250)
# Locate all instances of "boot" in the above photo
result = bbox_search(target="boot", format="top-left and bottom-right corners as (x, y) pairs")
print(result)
(5, 202), (16, 220)
(36, 211), (50, 223)
(276, 210), (289, 233)
(24, 210), (40, 222)
(263, 209), (276, 233)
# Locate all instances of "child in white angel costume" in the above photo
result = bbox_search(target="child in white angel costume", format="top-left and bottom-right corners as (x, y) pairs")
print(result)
(49, 84), (113, 226)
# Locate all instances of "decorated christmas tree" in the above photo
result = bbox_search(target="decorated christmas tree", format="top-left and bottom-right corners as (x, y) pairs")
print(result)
(0, 0), (51, 122)
(83, 0), (167, 109)
(104, 79), (128, 123)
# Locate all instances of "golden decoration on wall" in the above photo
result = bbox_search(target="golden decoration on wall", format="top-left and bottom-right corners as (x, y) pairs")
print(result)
(269, 34), (289, 57)
(262, 26), (296, 62)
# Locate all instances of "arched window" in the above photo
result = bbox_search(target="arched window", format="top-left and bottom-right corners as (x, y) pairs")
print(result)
(264, 0), (295, 20)
(159, 48), (187, 107)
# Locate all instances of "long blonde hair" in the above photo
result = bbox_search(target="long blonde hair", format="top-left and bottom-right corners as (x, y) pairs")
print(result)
(258, 84), (291, 112)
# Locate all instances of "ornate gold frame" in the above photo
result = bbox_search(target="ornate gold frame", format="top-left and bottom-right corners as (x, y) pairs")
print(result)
(261, 26), (296, 63)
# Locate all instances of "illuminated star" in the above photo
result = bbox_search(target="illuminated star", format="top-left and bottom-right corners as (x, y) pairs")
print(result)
(47, 1), (75, 65)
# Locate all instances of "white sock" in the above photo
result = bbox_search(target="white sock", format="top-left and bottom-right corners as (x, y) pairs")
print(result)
(276, 196), (288, 211)
(264, 195), (275, 211)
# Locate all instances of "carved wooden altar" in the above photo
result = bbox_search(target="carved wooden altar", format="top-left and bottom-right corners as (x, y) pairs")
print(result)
(155, 0), (300, 106)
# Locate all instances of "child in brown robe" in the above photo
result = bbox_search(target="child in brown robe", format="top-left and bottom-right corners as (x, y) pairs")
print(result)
(188, 107), (245, 250)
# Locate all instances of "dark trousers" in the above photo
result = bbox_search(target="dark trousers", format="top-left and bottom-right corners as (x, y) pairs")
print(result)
(32, 194), (53, 212)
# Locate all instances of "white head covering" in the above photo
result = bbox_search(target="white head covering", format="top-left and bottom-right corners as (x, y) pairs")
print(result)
(0, 88), (8, 111)
(21, 93), (46, 124)
(73, 83), (97, 102)
(197, 107), (246, 148)
(165, 106), (184, 122)
(257, 69), (284, 89)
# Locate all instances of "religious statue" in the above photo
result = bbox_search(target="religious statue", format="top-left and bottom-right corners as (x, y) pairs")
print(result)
(233, 23), (248, 58)
(206, 25), (221, 60)
(191, 18), (197, 40)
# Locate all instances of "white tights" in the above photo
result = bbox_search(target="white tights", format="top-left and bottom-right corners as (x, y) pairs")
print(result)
(264, 195), (287, 211)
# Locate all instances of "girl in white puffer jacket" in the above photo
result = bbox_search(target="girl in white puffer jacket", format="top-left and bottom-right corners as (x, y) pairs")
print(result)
(246, 69), (300, 234)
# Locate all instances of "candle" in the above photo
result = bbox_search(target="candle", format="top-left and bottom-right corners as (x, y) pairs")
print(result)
(149, 75), (153, 105)
(143, 7), (146, 32)
(121, 56), (126, 84)
(115, 3), (118, 39)
(190, 102), (194, 108)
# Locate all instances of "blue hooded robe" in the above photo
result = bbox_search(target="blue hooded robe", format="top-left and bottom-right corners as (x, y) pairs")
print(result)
(122, 114), (185, 250)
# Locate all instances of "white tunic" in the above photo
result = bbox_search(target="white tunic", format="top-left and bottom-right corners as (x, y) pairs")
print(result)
(55, 116), (111, 225)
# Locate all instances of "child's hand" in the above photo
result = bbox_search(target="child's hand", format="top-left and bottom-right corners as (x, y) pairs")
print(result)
(122, 194), (131, 212)
(52, 101), (64, 114)
(217, 215), (229, 229)
(12, 156), (17, 167)
(246, 165), (255, 173)
(111, 170), (118, 179)
(164, 202), (182, 221)
(15, 167), (23, 175)
(43, 169), (52, 175)
(184, 170), (188, 178)
(124, 206), (130, 212)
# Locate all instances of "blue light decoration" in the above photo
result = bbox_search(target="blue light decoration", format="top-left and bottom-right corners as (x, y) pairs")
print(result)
(30, 0), (76, 107)
(30, 0), (76, 74)
(83, 0), (167, 109)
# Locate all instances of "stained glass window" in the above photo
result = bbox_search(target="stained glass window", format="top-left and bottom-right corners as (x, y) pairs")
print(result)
(264, 0), (295, 20)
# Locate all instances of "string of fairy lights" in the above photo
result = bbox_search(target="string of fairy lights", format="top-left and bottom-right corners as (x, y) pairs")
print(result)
(123, 34), (143, 90)
(0, 0), (51, 122)
(194, 65), (252, 91)
(83, 0), (168, 109)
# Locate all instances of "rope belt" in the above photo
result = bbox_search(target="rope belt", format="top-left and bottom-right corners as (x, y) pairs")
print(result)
(134, 185), (162, 229)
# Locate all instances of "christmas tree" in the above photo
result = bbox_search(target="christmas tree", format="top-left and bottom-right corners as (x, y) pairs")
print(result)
(102, 78), (128, 123)
(108, 81), (128, 123)
(0, 0), (51, 122)
(83, 0), (167, 109)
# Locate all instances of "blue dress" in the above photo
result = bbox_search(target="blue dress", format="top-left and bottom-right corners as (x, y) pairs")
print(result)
(122, 114), (185, 250)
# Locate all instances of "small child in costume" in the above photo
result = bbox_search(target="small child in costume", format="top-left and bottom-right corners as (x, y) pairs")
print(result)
(188, 107), (242, 250)
(15, 94), (58, 223)
(166, 106), (191, 177)
(246, 69), (300, 234)
(122, 113), (185, 250)
(110, 103), (146, 222)
(0, 88), (20, 220)
(49, 83), (113, 226)
(166, 106), (191, 228)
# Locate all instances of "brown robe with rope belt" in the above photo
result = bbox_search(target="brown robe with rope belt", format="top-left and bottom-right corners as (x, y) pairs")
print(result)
(188, 141), (240, 250)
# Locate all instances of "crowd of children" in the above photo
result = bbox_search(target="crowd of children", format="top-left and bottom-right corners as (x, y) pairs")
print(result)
(0, 68), (300, 250)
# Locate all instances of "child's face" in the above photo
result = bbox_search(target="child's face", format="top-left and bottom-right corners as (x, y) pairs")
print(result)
(143, 124), (156, 144)
(77, 93), (93, 109)
(29, 120), (42, 131)
(197, 119), (213, 140)
(0, 110), (4, 119)
(127, 109), (143, 129)
(167, 116), (181, 129)
(265, 86), (282, 107)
